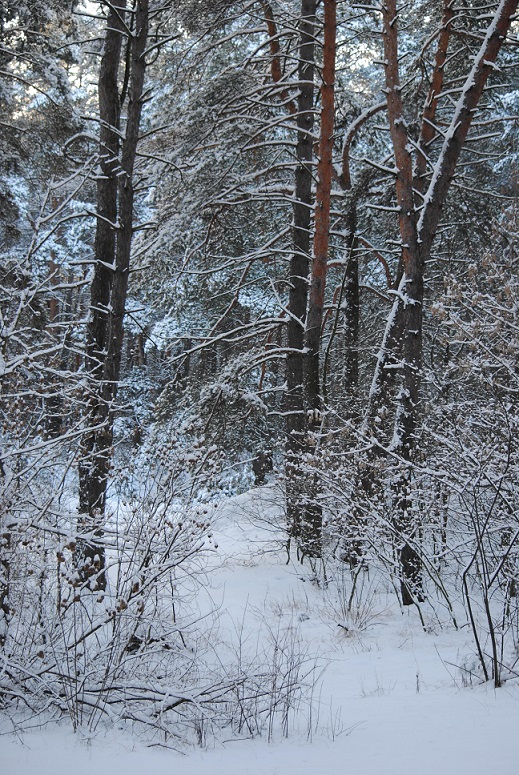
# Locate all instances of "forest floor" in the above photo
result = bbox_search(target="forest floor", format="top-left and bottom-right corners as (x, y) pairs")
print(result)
(1, 484), (518, 774)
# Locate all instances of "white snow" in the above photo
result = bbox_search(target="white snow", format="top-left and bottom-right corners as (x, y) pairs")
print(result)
(1, 485), (518, 774)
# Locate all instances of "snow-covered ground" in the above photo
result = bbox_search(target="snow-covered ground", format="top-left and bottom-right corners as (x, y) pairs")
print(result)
(2, 486), (518, 774)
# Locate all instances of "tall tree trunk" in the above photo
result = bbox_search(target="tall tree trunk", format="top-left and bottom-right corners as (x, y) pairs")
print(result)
(285, 0), (316, 543)
(342, 205), (359, 395)
(103, 0), (148, 393)
(336, 196), (363, 568)
(298, 0), (336, 557)
(382, 0), (426, 604)
(77, 0), (148, 589)
(305, 0), (336, 416)
(0, 513), (10, 649)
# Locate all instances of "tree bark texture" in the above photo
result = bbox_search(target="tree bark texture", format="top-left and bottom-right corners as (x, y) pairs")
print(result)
(78, 0), (148, 589)
(0, 523), (10, 649)
(305, 0), (336, 417)
(285, 0), (316, 543)
(297, 0), (336, 557)
(342, 226), (359, 395)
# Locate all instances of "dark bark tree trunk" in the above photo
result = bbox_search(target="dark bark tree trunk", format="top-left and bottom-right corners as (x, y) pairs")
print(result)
(305, 0), (336, 417)
(77, 0), (148, 590)
(338, 110), (387, 413)
(0, 521), (10, 649)
(342, 206), (359, 395)
(285, 0), (317, 543)
(336, 199), (363, 568)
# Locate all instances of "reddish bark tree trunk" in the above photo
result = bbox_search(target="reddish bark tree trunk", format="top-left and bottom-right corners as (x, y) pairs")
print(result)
(297, 0), (336, 557)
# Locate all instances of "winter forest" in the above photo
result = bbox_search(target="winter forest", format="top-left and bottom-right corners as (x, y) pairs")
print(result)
(1, 0), (519, 770)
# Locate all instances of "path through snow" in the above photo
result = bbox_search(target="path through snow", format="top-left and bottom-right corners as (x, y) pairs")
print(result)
(1, 486), (518, 774)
